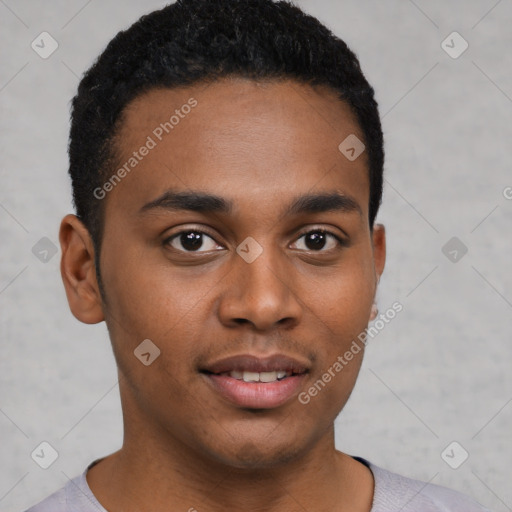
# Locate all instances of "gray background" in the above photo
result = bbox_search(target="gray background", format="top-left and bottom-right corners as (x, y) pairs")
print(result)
(1, 1), (511, 511)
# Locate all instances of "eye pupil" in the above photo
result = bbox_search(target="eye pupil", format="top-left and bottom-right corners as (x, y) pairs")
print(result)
(305, 232), (327, 250)
(181, 232), (203, 251)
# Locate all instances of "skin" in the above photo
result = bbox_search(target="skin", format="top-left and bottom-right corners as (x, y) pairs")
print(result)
(60, 77), (386, 512)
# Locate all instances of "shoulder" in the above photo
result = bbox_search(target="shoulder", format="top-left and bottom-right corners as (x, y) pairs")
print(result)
(23, 467), (106, 512)
(364, 459), (492, 512)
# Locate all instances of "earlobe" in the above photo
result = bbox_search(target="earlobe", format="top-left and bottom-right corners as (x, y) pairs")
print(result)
(59, 214), (105, 324)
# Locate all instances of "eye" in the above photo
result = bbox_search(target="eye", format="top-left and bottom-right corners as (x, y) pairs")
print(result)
(291, 229), (344, 252)
(164, 229), (223, 253)
(164, 227), (344, 254)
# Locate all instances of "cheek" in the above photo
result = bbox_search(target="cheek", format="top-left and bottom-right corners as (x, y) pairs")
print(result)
(102, 242), (209, 332)
(301, 259), (374, 337)
(100, 248), (221, 381)
(295, 253), (373, 404)
(297, 350), (364, 428)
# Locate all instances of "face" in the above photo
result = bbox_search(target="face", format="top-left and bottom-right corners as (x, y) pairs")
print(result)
(66, 78), (385, 469)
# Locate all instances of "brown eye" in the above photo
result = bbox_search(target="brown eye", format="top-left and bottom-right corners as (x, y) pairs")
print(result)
(291, 230), (343, 252)
(165, 230), (222, 253)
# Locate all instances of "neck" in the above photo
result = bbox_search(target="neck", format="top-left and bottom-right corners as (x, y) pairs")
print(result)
(87, 436), (373, 511)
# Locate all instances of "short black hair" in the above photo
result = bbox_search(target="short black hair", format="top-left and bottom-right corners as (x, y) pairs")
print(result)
(69, 0), (384, 250)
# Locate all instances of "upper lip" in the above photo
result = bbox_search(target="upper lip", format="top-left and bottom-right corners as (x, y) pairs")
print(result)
(201, 353), (310, 374)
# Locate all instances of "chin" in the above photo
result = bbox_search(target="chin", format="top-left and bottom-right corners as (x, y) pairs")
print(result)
(207, 437), (307, 471)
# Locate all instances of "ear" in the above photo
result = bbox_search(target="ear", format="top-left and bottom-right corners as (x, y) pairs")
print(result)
(368, 223), (386, 321)
(59, 214), (105, 324)
(371, 222), (386, 292)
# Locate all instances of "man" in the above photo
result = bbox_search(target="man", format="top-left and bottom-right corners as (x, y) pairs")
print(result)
(26, 0), (491, 510)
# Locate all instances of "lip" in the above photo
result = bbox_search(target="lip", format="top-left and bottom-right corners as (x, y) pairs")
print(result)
(203, 373), (307, 409)
(200, 353), (310, 409)
(201, 353), (310, 374)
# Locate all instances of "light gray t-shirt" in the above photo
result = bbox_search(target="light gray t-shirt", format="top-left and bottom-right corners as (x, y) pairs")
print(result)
(24, 457), (491, 512)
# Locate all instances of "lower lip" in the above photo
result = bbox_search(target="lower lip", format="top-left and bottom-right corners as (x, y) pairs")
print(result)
(203, 373), (306, 409)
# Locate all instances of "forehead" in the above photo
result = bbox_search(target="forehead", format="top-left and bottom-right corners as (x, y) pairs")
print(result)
(118, 77), (364, 154)
(106, 78), (369, 218)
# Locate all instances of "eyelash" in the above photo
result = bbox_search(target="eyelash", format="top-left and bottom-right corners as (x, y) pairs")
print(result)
(163, 226), (346, 254)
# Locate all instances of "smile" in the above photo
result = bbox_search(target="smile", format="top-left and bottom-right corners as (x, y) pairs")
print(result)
(200, 353), (310, 409)
(218, 370), (291, 382)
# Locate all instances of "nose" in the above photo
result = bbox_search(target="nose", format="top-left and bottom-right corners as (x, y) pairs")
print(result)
(217, 245), (303, 332)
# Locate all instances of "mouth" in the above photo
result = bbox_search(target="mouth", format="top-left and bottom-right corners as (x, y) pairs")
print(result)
(200, 354), (309, 409)
(209, 369), (295, 383)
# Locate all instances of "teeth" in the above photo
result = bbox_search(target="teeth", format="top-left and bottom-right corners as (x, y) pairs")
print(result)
(242, 371), (260, 383)
(228, 370), (291, 382)
(259, 371), (277, 383)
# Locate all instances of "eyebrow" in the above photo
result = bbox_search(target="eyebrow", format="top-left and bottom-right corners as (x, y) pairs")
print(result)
(139, 190), (362, 217)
